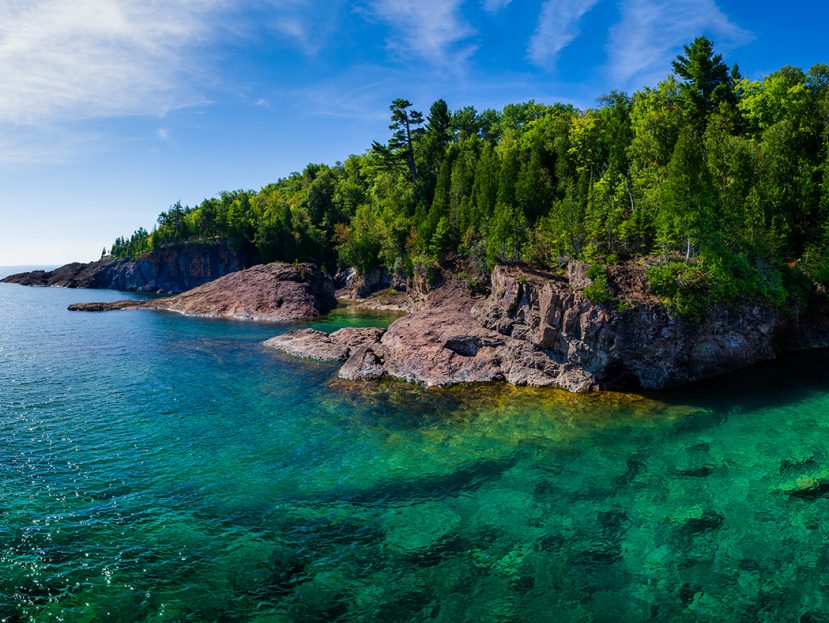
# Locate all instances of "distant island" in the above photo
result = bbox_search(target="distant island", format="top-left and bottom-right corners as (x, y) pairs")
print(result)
(5, 37), (829, 391)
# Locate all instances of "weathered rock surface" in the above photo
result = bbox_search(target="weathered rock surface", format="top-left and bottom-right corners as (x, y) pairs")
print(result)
(68, 263), (336, 322)
(335, 267), (406, 299)
(2, 241), (250, 293)
(479, 265), (829, 390)
(264, 327), (385, 361)
(272, 263), (829, 392)
(335, 278), (593, 390)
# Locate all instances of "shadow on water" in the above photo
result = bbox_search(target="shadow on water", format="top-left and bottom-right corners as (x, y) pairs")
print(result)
(325, 346), (829, 440)
(308, 454), (519, 506)
(652, 347), (829, 413)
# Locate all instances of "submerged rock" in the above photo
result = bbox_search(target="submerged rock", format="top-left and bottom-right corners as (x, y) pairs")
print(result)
(68, 262), (336, 322)
(2, 241), (250, 294)
(381, 503), (461, 552)
(781, 477), (829, 500)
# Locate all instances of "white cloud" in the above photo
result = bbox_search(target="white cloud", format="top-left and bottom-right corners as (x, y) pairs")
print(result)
(156, 128), (170, 140)
(0, 0), (228, 127)
(482, 0), (512, 13)
(528, 0), (600, 68)
(366, 0), (476, 66)
(607, 0), (752, 87)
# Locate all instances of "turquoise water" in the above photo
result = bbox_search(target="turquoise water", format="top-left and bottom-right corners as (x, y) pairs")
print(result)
(2, 278), (829, 622)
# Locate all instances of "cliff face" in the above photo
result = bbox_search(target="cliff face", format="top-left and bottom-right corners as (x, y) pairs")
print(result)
(268, 263), (829, 392)
(1, 242), (250, 293)
(68, 263), (337, 323)
(478, 265), (829, 390)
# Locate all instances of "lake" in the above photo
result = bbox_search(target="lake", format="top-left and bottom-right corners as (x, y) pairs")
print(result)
(2, 277), (829, 621)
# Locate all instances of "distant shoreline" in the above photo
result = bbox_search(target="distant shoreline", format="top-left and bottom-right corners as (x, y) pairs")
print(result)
(0, 265), (58, 280)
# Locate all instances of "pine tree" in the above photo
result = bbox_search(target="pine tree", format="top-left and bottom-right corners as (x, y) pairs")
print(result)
(672, 36), (735, 123)
(372, 99), (425, 187)
(419, 99), (454, 208)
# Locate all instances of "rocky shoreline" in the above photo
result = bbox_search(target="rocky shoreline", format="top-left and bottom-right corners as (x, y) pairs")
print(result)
(7, 251), (829, 392)
(266, 264), (829, 392)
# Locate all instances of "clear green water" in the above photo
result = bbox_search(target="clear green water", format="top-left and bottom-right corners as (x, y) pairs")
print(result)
(2, 279), (829, 622)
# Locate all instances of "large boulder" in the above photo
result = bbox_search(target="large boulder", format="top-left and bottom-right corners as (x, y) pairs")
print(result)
(332, 278), (595, 391)
(264, 327), (385, 361)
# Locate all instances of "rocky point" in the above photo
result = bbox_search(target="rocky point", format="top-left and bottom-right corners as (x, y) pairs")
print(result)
(68, 262), (336, 323)
(1, 241), (250, 294)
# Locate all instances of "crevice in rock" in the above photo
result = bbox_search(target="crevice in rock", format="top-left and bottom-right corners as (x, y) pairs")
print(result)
(443, 336), (483, 357)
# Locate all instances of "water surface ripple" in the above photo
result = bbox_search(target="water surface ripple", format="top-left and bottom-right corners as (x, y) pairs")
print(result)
(2, 279), (829, 621)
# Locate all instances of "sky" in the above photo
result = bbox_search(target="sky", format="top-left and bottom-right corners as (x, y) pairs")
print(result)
(0, 0), (827, 265)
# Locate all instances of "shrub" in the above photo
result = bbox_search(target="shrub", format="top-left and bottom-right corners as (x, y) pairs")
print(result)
(583, 264), (616, 306)
(647, 250), (788, 319)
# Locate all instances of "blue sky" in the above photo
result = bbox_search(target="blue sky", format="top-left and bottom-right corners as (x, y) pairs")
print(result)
(1, 0), (827, 265)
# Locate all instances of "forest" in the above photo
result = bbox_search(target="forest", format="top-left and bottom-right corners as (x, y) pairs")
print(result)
(109, 38), (829, 315)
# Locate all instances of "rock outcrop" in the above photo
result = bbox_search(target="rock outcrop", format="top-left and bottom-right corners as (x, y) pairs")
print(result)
(264, 263), (829, 392)
(2, 241), (250, 293)
(473, 264), (829, 390)
(264, 327), (385, 361)
(68, 263), (336, 322)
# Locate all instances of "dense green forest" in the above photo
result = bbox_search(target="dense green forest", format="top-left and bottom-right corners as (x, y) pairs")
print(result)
(109, 38), (829, 314)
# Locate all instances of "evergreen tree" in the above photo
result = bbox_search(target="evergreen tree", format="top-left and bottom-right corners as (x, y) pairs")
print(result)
(659, 127), (716, 259)
(419, 99), (454, 209)
(372, 99), (424, 188)
(672, 36), (735, 123)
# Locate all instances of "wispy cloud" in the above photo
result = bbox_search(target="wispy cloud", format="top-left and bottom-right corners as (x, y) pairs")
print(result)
(607, 0), (752, 87)
(482, 0), (512, 13)
(271, 17), (317, 54)
(0, 0), (226, 126)
(528, 0), (600, 68)
(265, 0), (343, 56)
(290, 65), (395, 121)
(365, 0), (476, 66)
(0, 124), (107, 164)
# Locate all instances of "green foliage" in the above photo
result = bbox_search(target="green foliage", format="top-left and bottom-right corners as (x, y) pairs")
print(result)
(672, 36), (737, 122)
(485, 203), (527, 268)
(647, 252), (787, 318)
(108, 39), (829, 315)
(372, 99), (425, 189)
(658, 127), (716, 258)
(583, 264), (616, 306)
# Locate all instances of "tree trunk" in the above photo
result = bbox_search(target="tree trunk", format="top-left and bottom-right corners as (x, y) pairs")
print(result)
(404, 118), (417, 186)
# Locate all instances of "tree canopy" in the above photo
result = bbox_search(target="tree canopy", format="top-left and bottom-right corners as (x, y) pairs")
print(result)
(109, 37), (829, 314)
